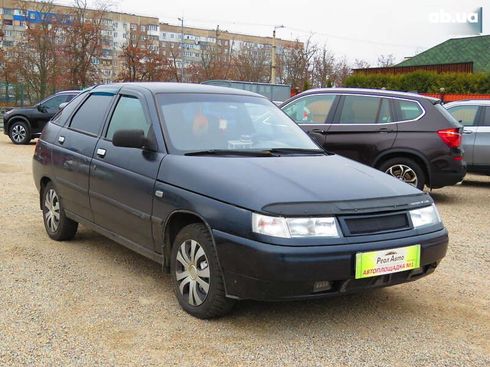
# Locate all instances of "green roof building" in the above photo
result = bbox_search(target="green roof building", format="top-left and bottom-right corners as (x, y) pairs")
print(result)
(397, 35), (490, 73)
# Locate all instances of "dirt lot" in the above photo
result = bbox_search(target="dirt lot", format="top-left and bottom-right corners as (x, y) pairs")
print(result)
(0, 134), (489, 367)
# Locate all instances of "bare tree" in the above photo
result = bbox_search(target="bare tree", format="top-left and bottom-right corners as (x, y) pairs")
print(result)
(312, 45), (335, 88)
(15, 0), (60, 102)
(61, 0), (109, 88)
(353, 58), (371, 69)
(277, 37), (317, 91)
(377, 54), (397, 67)
(188, 41), (234, 82)
(119, 28), (169, 82)
(232, 45), (269, 82)
(332, 57), (352, 87)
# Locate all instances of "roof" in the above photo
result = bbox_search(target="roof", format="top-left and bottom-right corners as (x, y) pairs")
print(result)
(298, 88), (440, 103)
(397, 35), (490, 73)
(94, 82), (264, 98)
(445, 100), (490, 107)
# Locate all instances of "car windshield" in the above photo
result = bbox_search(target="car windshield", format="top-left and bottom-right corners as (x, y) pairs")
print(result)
(157, 93), (321, 155)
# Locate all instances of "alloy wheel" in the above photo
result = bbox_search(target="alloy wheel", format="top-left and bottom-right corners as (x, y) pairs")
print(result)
(44, 189), (60, 233)
(11, 124), (27, 143)
(175, 239), (210, 306)
(385, 164), (418, 187)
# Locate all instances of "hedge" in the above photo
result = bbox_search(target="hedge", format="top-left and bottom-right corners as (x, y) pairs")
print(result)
(344, 71), (490, 94)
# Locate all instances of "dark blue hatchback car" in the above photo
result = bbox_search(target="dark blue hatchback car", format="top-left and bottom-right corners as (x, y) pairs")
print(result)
(33, 83), (448, 318)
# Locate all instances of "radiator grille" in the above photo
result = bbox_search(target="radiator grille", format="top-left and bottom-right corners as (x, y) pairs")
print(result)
(343, 213), (410, 236)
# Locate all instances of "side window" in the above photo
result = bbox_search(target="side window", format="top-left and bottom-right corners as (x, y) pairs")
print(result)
(484, 107), (490, 126)
(43, 95), (68, 110)
(106, 96), (151, 140)
(283, 95), (336, 124)
(396, 100), (424, 121)
(69, 94), (113, 135)
(446, 105), (479, 126)
(51, 93), (87, 126)
(338, 95), (381, 124)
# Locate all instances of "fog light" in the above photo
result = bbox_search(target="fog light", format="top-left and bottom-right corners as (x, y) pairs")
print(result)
(313, 281), (332, 293)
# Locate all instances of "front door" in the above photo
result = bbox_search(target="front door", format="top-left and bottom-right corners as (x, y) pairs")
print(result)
(325, 95), (398, 165)
(89, 93), (165, 250)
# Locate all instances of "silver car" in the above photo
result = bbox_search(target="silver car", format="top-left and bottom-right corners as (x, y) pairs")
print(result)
(445, 100), (490, 175)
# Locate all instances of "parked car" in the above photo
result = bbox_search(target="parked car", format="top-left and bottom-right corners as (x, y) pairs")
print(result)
(445, 100), (490, 175)
(281, 88), (466, 190)
(33, 83), (448, 318)
(3, 90), (79, 144)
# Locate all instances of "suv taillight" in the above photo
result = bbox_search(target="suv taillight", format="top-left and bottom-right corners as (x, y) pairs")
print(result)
(437, 128), (461, 148)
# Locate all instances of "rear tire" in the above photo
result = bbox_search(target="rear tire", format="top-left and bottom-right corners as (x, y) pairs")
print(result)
(8, 120), (31, 145)
(171, 223), (235, 319)
(42, 182), (78, 241)
(378, 157), (426, 190)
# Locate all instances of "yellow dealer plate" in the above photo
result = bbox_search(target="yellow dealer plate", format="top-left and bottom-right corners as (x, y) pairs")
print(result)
(355, 245), (421, 279)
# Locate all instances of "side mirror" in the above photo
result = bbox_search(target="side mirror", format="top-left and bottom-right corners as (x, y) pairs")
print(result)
(112, 129), (148, 149)
(37, 104), (47, 113)
(59, 102), (69, 110)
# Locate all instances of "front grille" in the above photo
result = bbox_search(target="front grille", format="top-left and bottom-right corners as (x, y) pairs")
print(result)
(342, 213), (410, 236)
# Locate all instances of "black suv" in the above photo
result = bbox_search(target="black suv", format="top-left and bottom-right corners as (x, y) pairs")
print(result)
(281, 88), (466, 190)
(3, 90), (79, 144)
(33, 83), (448, 318)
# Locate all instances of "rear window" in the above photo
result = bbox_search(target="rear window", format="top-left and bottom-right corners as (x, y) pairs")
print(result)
(435, 104), (460, 125)
(396, 100), (424, 121)
(69, 94), (113, 135)
(50, 93), (86, 126)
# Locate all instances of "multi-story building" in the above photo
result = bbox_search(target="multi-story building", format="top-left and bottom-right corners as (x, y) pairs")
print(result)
(0, 0), (298, 85)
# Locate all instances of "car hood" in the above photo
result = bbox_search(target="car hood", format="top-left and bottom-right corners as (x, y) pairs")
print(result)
(159, 154), (430, 215)
(4, 106), (35, 115)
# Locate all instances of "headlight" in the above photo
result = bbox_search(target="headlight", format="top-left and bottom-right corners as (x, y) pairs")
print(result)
(410, 204), (441, 228)
(252, 213), (340, 238)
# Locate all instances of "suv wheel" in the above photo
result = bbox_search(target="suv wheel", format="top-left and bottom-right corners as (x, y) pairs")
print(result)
(171, 223), (235, 319)
(42, 182), (78, 241)
(8, 120), (31, 145)
(378, 157), (426, 190)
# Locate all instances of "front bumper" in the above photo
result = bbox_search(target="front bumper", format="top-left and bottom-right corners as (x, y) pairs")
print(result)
(213, 228), (448, 301)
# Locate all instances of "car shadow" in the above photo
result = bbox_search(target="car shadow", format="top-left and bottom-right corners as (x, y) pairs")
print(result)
(428, 191), (457, 204)
(461, 179), (490, 189)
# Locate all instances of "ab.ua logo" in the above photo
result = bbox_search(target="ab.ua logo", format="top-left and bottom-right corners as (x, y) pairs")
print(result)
(429, 9), (480, 24)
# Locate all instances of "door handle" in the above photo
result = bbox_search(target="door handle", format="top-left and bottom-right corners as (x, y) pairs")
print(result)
(310, 129), (328, 135)
(463, 129), (473, 135)
(379, 128), (394, 133)
(58, 136), (65, 144)
(96, 148), (106, 158)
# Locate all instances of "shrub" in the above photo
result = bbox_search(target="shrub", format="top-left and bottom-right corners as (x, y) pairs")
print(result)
(344, 71), (490, 94)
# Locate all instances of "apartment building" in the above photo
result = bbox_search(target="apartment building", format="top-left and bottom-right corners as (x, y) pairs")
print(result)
(0, 0), (298, 84)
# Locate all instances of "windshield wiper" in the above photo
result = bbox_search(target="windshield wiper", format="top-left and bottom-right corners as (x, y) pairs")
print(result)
(265, 148), (327, 155)
(185, 149), (275, 157)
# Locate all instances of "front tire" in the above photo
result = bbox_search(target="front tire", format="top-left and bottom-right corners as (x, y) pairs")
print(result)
(42, 182), (78, 241)
(171, 223), (235, 319)
(8, 120), (31, 145)
(378, 157), (426, 190)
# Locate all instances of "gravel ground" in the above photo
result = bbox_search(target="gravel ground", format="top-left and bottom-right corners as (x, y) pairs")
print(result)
(0, 134), (489, 366)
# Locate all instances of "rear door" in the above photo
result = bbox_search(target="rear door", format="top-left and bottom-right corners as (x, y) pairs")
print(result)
(282, 94), (338, 147)
(325, 95), (397, 165)
(446, 104), (481, 165)
(473, 106), (490, 170)
(89, 89), (165, 251)
(52, 91), (116, 221)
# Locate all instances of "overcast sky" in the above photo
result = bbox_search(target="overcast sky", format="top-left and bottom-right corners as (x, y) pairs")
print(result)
(56, 0), (489, 66)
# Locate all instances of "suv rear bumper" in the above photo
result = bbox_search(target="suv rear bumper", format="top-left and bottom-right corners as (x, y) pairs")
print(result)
(213, 228), (448, 301)
(430, 161), (466, 188)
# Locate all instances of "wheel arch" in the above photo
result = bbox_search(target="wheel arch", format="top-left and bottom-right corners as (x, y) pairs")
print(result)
(373, 149), (431, 186)
(162, 210), (217, 272)
(6, 115), (31, 132)
(39, 177), (52, 210)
